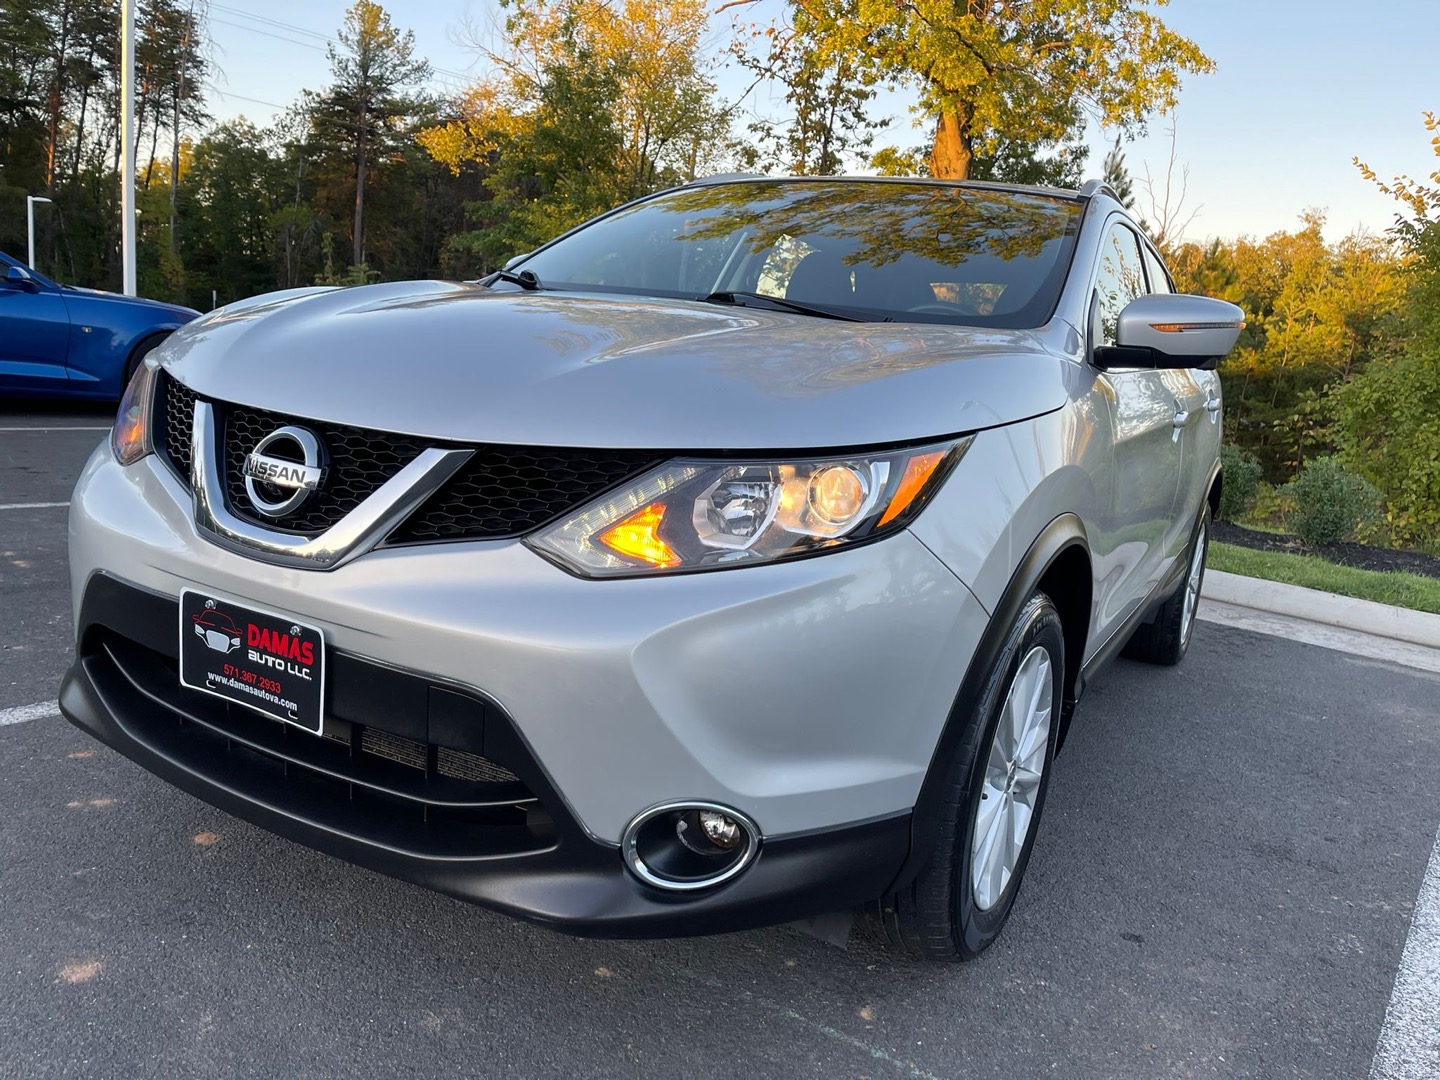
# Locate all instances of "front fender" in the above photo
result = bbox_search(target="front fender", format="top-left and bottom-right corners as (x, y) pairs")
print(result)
(61, 295), (195, 397)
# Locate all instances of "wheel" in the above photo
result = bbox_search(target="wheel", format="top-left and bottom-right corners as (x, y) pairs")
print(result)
(1123, 507), (1209, 666)
(121, 332), (169, 389)
(878, 592), (1064, 961)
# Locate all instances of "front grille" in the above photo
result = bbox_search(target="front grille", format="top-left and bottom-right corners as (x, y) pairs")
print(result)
(437, 746), (519, 784)
(87, 629), (554, 860)
(154, 371), (661, 542)
(156, 370), (197, 483)
(222, 402), (426, 535)
(387, 445), (662, 544)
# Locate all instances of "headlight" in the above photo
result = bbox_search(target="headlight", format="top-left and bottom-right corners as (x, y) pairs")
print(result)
(526, 438), (970, 578)
(111, 361), (158, 466)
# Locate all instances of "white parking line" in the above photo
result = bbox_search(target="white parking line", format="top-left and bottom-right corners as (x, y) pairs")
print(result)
(1372, 823), (1440, 1079)
(0, 425), (109, 432)
(0, 701), (60, 726)
(0, 501), (70, 511)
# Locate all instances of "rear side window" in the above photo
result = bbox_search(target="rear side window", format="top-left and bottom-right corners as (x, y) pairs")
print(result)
(1093, 222), (1147, 346)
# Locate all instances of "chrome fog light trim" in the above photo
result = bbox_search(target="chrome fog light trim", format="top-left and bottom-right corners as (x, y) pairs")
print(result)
(622, 800), (760, 892)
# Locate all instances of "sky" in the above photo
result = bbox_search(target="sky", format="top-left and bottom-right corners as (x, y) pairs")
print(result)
(200, 0), (1438, 244)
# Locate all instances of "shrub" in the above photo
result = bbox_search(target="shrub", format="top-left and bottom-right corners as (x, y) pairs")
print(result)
(1218, 444), (1263, 521)
(1330, 343), (1440, 547)
(1279, 456), (1382, 546)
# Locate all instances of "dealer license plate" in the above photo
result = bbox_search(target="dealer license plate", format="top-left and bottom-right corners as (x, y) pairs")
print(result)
(179, 588), (325, 733)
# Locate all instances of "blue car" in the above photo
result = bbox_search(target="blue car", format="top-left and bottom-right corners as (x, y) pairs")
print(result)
(0, 251), (199, 400)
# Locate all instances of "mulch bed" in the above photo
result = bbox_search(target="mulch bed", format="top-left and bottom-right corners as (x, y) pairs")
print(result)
(1212, 520), (1440, 581)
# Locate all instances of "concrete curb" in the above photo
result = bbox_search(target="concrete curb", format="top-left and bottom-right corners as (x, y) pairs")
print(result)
(1203, 569), (1440, 651)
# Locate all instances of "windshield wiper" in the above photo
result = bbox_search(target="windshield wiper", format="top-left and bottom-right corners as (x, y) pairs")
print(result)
(482, 268), (543, 291)
(699, 290), (864, 322)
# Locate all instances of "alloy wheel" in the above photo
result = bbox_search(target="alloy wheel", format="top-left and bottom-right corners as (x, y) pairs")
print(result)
(1180, 523), (1207, 646)
(971, 644), (1053, 912)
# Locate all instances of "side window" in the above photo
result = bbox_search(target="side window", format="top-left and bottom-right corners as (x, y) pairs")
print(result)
(1142, 247), (1173, 295)
(1093, 222), (1147, 346)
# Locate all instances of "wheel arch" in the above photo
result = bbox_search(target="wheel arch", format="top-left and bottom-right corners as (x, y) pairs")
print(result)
(122, 330), (172, 385)
(889, 512), (1091, 891)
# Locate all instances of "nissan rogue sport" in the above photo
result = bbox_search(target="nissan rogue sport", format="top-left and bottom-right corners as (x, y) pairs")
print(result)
(61, 176), (1242, 960)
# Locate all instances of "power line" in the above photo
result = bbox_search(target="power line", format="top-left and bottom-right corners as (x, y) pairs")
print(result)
(204, 84), (288, 110)
(208, 3), (331, 45)
(208, 16), (326, 52)
(205, 2), (475, 82)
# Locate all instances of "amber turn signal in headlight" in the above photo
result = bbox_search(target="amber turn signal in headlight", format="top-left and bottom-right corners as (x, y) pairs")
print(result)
(527, 438), (971, 578)
(111, 361), (158, 467)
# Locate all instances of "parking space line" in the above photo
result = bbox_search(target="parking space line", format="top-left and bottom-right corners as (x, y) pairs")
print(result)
(1372, 823), (1440, 1078)
(0, 702), (60, 726)
(0, 501), (70, 511)
(0, 426), (109, 432)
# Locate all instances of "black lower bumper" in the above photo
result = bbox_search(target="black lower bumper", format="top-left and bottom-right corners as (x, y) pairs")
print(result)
(60, 574), (912, 938)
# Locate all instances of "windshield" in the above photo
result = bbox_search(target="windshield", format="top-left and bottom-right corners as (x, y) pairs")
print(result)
(516, 180), (1083, 329)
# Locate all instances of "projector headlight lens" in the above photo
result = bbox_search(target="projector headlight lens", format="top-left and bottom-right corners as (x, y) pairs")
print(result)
(526, 438), (969, 578)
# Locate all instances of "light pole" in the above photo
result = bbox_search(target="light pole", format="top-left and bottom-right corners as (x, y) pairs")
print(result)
(120, 0), (136, 296)
(26, 195), (52, 268)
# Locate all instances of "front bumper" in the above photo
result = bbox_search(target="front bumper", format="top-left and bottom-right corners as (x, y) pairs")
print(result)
(61, 577), (910, 935)
(64, 446), (989, 933)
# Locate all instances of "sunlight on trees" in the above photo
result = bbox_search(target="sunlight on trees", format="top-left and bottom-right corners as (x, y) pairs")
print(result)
(416, 0), (730, 262)
(738, 0), (1212, 180)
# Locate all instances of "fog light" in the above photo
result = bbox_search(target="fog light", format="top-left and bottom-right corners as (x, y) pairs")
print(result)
(698, 810), (742, 850)
(623, 801), (760, 892)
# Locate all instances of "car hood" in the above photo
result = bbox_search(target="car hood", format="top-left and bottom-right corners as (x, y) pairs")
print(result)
(162, 280), (1069, 449)
(64, 284), (199, 320)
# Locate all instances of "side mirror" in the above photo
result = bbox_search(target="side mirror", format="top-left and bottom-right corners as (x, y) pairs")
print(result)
(1094, 293), (1245, 371)
(4, 265), (38, 291)
(502, 251), (533, 271)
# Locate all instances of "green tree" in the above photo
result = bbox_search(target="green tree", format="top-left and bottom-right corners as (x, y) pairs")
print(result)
(1102, 134), (1136, 208)
(969, 125), (1089, 188)
(419, 0), (731, 268)
(1331, 112), (1440, 546)
(731, 17), (884, 175)
(180, 119), (286, 304)
(1168, 215), (1405, 476)
(310, 0), (430, 269)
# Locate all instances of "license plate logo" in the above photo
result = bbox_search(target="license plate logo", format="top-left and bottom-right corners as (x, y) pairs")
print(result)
(179, 589), (325, 733)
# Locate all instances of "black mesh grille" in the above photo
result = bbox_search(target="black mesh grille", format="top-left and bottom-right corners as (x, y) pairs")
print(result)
(222, 403), (426, 535)
(153, 373), (661, 542)
(390, 446), (662, 543)
(156, 370), (197, 483)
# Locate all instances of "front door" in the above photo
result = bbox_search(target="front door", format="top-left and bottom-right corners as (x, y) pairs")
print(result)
(1088, 220), (1184, 635)
(0, 260), (71, 394)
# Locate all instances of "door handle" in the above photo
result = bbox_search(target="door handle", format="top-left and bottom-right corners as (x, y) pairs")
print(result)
(1172, 406), (1191, 442)
(1205, 391), (1222, 422)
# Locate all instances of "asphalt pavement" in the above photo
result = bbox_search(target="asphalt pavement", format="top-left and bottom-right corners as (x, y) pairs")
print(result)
(2, 400), (1438, 1079)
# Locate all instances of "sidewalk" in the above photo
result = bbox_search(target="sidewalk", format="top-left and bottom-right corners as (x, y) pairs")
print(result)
(1200, 570), (1440, 676)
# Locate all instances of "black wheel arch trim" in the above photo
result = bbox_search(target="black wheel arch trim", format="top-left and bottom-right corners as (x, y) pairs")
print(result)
(888, 512), (1089, 891)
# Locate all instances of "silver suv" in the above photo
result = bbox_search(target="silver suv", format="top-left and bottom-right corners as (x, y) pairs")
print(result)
(62, 177), (1242, 960)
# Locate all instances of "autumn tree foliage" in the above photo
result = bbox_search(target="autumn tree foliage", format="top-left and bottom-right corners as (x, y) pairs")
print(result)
(417, 0), (730, 263)
(751, 0), (1213, 180)
(1168, 216), (1405, 477)
(1330, 113), (1440, 545)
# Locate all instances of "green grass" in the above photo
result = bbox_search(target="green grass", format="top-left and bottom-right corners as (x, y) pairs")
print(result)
(1207, 541), (1440, 616)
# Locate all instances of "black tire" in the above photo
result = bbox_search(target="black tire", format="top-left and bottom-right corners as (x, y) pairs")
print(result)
(121, 332), (169, 388)
(1123, 506), (1210, 667)
(877, 592), (1064, 961)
